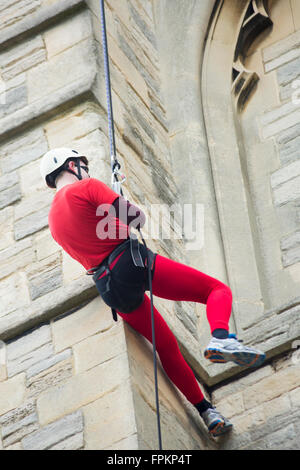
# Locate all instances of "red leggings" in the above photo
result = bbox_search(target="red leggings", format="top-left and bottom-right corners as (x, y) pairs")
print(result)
(117, 253), (232, 405)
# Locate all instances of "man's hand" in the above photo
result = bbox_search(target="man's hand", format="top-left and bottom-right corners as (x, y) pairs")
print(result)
(110, 196), (146, 230)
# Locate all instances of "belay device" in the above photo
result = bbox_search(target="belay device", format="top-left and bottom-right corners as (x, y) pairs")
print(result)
(99, 0), (163, 451)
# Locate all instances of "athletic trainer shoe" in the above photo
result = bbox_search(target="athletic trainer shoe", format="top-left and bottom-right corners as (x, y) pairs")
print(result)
(201, 407), (233, 437)
(204, 334), (266, 367)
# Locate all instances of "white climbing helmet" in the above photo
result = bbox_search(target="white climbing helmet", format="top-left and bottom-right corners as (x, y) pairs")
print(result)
(40, 148), (89, 188)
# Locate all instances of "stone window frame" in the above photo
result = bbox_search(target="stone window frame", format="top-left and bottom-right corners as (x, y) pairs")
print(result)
(201, 0), (299, 359)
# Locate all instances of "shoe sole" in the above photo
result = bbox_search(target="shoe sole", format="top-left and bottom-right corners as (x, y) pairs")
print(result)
(209, 420), (233, 437)
(204, 348), (266, 367)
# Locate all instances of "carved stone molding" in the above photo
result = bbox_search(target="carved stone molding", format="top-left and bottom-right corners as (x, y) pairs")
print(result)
(232, 0), (272, 112)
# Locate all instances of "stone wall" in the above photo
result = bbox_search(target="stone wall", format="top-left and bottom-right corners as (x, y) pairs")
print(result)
(0, 0), (211, 451)
(0, 0), (299, 451)
(0, 298), (136, 450)
(262, 30), (300, 268)
(200, 0), (300, 450)
(212, 351), (300, 450)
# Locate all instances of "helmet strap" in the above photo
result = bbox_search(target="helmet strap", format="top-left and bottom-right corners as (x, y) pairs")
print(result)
(65, 159), (83, 181)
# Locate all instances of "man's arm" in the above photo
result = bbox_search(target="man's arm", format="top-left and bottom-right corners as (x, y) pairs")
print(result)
(111, 196), (146, 230)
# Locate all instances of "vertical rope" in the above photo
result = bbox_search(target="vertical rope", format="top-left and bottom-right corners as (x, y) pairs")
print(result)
(140, 230), (163, 450)
(99, 0), (118, 173)
(99, 0), (163, 450)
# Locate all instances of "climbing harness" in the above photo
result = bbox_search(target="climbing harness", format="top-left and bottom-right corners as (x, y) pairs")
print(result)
(99, 0), (162, 450)
(87, 236), (157, 318)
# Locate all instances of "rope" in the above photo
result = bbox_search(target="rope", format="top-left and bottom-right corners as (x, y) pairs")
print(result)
(139, 229), (163, 450)
(99, 0), (163, 451)
(99, 0), (117, 173)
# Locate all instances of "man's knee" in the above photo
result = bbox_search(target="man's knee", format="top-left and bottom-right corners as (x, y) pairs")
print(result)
(211, 282), (232, 300)
(220, 284), (232, 301)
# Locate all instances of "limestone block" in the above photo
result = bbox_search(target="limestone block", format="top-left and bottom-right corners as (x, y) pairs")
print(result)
(105, 0), (131, 27)
(212, 392), (244, 419)
(14, 190), (53, 222)
(0, 399), (35, 429)
(73, 322), (126, 373)
(25, 253), (62, 299)
(51, 296), (113, 353)
(37, 352), (130, 425)
(0, 75), (27, 119)
(242, 365), (300, 411)
(0, 272), (30, 318)
(83, 381), (136, 450)
(27, 38), (96, 104)
(2, 411), (39, 448)
(107, 33), (149, 106)
(29, 265), (63, 301)
(277, 123), (300, 165)
(7, 342), (53, 378)
(0, 274), (95, 341)
(26, 348), (72, 379)
(0, 0), (41, 34)
(6, 324), (51, 360)
(277, 56), (300, 88)
(266, 424), (298, 450)
(34, 230), (60, 261)
(0, 171), (18, 192)
(111, 89), (126, 134)
(19, 159), (52, 197)
(282, 246), (300, 267)
(27, 358), (73, 399)
(272, 174), (300, 206)
(44, 102), (103, 148)
(0, 72), (95, 141)
(260, 99), (297, 127)
(106, 434), (138, 450)
(117, 29), (158, 97)
(230, 411), (258, 435)
(0, 127), (48, 174)
(263, 30), (300, 63)
(0, 184), (21, 209)
(263, 395), (291, 421)
(264, 48), (300, 73)
(212, 365), (273, 402)
(0, 35), (46, 80)
(132, 388), (203, 451)
(0, 238), (34, 280)
(0, 373), (26, 416)
(49, 432), (84, 450)
(62, 250), (85, 285)
(281, 231), (300, 253)
(44, 9), (92, 59)
(0, 0), (84, 48)
(22, 410), (83, 450)
(127, 5), (158, 65)
(271, 160), (300, 189)
(0, 207), (14, 251)
(262, 108), (300, 140)
(126, 88), (156, 144)
(14, 204), (50, 240)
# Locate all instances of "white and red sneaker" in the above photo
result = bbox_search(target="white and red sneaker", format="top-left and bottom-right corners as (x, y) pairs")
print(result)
(204, 334), (266, 368)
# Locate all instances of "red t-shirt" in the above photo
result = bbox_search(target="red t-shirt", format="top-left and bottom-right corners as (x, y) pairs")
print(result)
(48, 178), (130, 270)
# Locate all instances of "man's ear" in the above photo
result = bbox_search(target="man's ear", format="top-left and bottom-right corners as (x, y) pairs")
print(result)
(68, 160), (76, 170)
